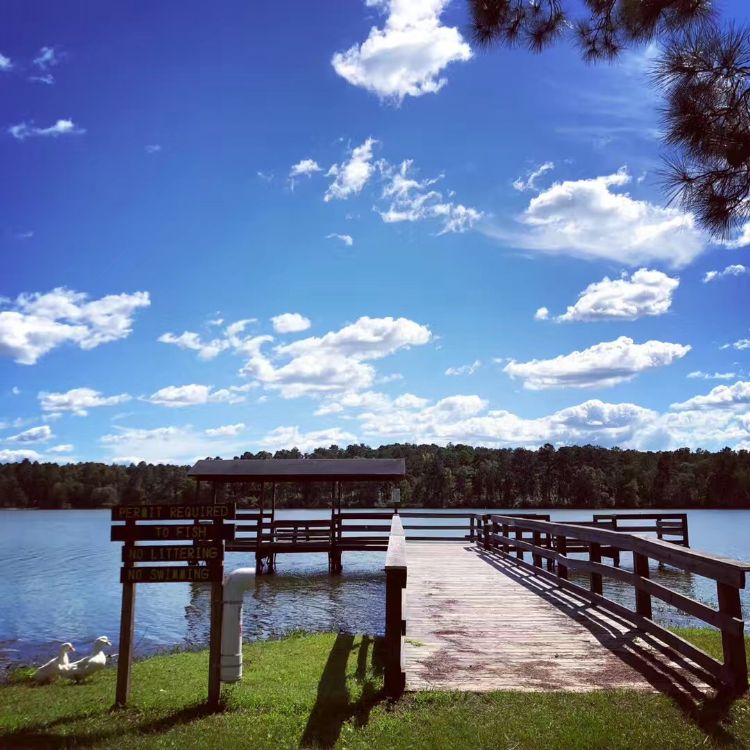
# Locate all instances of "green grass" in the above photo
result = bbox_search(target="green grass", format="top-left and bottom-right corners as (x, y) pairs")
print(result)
(0, 630), (748, 749)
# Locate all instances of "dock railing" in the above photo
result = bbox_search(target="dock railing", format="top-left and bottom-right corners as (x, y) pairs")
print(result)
(384, 514), (407, 697)
(482, 514), (750, 694)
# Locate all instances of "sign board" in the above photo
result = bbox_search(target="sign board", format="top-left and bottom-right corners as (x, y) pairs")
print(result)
(111, 499), (231, 709)
(111, 523), (235, 542)
(111, 503), (235, 522)
(120, 566), (222, 584)
(122, 544), (222, 563)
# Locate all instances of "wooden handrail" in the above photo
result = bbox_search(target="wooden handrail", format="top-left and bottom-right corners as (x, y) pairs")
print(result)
(384, 514), (406, 697)
(483, 513), (749, 694)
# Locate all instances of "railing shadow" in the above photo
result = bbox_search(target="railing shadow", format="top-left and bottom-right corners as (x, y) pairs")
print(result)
(300, 633), (384, 749)
(472, 545), (742, 743)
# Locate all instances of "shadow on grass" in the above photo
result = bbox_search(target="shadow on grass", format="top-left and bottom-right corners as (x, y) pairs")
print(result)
(0, 701), (215, 749)
(300, 633), (385, 749)
(474, 546), (744, 746)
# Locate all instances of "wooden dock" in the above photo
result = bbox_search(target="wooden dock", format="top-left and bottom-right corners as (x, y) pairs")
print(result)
(405, 542), (701, 692)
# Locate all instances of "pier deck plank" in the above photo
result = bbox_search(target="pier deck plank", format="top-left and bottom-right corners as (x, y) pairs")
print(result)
(403, 543), (710, 693)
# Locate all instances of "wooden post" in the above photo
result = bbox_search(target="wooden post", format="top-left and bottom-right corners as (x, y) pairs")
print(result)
(483, 516), (491, 550)
(589, 542), (603, 595)
(207, 503), (225, 710)
(681, 513), (690, 548)
(515, 528), (524, 560)
(469, 515), (475, 543)
(115, 519), (136, 708)
(717, 581), (748, 694)
(545, 534), (554, 572)
(532, 531), (542, 568)
(502, 523), (510, 554)
(556, 535), (568, 580)
(385, 566), (406, 697)
(633, 552), (652, 619)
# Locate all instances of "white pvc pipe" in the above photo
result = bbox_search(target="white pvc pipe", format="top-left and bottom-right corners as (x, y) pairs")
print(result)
(220, 567), (255, 682)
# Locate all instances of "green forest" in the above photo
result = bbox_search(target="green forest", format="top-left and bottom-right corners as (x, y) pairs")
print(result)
(1, 443), (749, 510)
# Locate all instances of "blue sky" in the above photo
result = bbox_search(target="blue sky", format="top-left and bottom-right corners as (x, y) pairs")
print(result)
(1, 0), (749, 464)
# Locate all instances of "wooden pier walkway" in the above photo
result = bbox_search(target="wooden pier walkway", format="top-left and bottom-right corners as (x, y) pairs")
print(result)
(383, 514), (750, 700)
(405, 542), (699, 692)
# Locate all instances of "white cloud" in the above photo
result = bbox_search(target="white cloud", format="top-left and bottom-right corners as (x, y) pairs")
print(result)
(33, 46), (61, 70)
(445, 360), (481, 376)
(9, 119), (85, 141)
(289, 159), (322, 179)
(722, 338), (750, 351)
(157, 331), (230, 360)
(495, 168), (705, 268)
(100, 425), (247, 464)
(11, 386), (21, 396)
(260, 426), (357, 453)
(48, 444), (74, 454)
(377, 159), (481, 234)
(29, 74), (54, 85)
(687, 371), (736, 381)
(0, 288), (150, 365)
(331, 0), (471, 104)
(0, 53), (12, 71)
(671, 381), (750, 411)
(504, 336), (691, 390)
(703, 264), (749, 283)
(717, 223), (750, 249)
(551, 269), (679, 322)
(242, 316), (432, 398)
(39, 387), (131, 416)
(326, 233), (354, 247)
(146, 384), (253, 408)
(205, 423), (246, 437)
(7, 425), (54, 443)
(145, 144), (162, 154)
(534, 307), (550, 321)
(271, 313), (311, 334)
(0, 449), (41, 462)
(513, 162), (555, 192)
(325, 138), (378, 201)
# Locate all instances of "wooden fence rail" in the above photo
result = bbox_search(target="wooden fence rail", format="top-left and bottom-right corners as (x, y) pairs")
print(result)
(482, 514), (749, 695)
(384, 514), (407, 697)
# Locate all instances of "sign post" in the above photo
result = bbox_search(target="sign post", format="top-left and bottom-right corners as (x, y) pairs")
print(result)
(110, 502), (235, 709)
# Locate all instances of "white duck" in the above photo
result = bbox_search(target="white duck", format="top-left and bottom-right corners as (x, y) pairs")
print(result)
(33, 642), (76, 684)
(65, 636), (112, 683)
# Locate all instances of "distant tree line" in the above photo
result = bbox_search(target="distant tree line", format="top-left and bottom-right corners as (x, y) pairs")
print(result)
(1, 443), (749, 510)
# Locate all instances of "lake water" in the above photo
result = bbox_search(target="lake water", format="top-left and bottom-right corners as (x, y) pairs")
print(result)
(1, 508), (749, 673)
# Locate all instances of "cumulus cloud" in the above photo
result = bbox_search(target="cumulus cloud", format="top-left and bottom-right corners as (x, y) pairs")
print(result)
(377, 159), (481, 234)
(703, 264), (749, 283)
(331, 0), (471, 104)
(549, 269), (679, 322)
(33, 46), (61, 70)
(9, 119), (85, 140)
(0, 288), (150, 364)
(326, 233), (354, 247)
(494, 168), (705, 268)
(289, 158), (322, 181)
(717, 223), (750, 249)
(671, 381), (750, 411)
(0, 53), (12, 71)
(39, 387), (131, 416)
(325, 138), (378, 201)
(100, 425), (248, 464)
(260, 426), (357, 453)
(503, 336), (691, 390)
(48, 444), (74, 454)
(146, 383), (254, 408)
(721, 338), (750, 351)
(445, 360), (481, 376)
(242, 316), (432, 398)
(205, 423), (246, 437)
(145, 144), (162, 154)
(0, 449), (41, 462)
(534, 307), (550, 321)
(513, 162), (555, 192)
(271, 313), (311, 334)
(7, 425), (54, 443)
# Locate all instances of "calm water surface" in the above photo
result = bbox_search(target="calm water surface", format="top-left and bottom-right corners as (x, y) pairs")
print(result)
(1, 508), (748, 671)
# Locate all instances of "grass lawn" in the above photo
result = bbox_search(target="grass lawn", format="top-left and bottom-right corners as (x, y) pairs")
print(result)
(1, 629), (748, 749)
